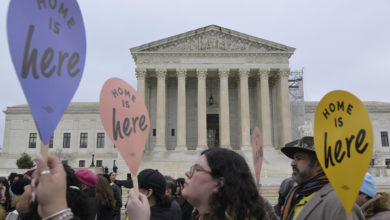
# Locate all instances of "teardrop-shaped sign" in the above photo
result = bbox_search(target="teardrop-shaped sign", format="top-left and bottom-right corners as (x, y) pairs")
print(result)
(7, 0), (86, 144)
(251, 126), (263, 185)
(99, 78), (150, 175)
(314, 90), (373, 214)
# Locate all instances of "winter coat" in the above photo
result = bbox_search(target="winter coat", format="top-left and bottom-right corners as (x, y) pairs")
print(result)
(361, 193), (390, 220)
(367, 211), (390, 220)
(150, 205), (173, 220)
(110, 183), (122, 214)
(293, 183), (364, 220)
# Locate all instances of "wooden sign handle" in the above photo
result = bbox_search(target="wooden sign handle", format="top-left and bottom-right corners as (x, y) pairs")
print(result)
(40, 141), (48, 164)
(131, 174), (139, 197)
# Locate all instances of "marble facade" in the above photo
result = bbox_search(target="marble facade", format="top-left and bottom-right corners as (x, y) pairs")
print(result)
(1, 25), (389, 182)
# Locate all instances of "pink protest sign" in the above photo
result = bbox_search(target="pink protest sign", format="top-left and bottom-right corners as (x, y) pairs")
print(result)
(99, 78), (150, 175)
(251, 127), (263, 185)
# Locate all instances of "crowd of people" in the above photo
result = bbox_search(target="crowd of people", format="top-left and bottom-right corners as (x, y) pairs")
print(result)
(0, 136), (390, 220)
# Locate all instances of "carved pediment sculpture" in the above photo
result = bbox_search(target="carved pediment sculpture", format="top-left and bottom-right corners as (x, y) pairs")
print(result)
(131, 25), (295, 53)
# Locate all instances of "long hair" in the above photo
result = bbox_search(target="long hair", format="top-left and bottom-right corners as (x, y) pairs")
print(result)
(201, 148), (268, 220)
(0, 177), (11, 211)
(95, 175), (116, 210)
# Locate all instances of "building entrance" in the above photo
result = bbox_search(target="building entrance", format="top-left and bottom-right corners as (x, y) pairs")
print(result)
(207, 114), (219, 148)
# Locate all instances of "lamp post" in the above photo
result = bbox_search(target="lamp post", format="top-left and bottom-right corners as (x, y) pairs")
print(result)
(90, 154), (95, 167)
(113, 160), (118, 173)
(208, 78), (214, 105)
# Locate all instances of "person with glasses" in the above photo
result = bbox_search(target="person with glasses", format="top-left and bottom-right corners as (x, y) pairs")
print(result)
(125, 148), (269, 220)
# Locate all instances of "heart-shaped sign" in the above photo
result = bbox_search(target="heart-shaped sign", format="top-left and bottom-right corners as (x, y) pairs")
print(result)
(251, 126), (264, 185)
(99, 78), (150, 175)
(314, 90), (373, 214)
(7, 0), (86, 144)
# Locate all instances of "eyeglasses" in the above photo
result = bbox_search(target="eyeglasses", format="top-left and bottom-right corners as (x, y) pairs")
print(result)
(188, 164), (212, 178)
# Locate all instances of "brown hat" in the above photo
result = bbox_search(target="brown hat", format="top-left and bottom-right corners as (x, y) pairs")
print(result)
(281, 136), (315, 159)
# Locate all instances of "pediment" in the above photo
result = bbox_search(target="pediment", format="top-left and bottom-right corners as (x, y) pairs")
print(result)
(131, 25), (295, 53)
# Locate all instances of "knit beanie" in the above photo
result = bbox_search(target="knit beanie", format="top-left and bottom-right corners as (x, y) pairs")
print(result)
(138, 169), (166, 198)
(360, 172), (376, 198)
(75, 169), (98, 187)
(11, 178), (31, 195)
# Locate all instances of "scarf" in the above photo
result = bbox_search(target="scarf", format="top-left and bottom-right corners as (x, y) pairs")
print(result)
(281, 172), (329, 220)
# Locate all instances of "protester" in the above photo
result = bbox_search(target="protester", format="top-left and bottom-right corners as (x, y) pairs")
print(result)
(175, 177), (194, 220)
(4, 177), (31, 219)
(63, 164), (94, 220)
(108, 172), (122, 220)
(75, 168), (98, 220)
(356, 172), (377, 207)
(280, 136), (364, 220)
(0, 177), (11, 212)
(137, 169), (176, 220)
(32, 154), (79, 220)
(361, 192), (390, 219)
(95, 175), (116, 219)
(7, 174), (18, 186)
(165, 176), (182, 220)
(7, 173), (19, 199)
(273, 177), (295, 217)
(261, 196), (278, 220)
(126, 148), (269, 219)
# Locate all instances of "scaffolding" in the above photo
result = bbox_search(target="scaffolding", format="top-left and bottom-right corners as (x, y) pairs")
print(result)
(288, 68), (304, 88)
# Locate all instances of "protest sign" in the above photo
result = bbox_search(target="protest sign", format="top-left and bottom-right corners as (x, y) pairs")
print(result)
(251, 126), (264, 185)
(99, 78), (150, 194)
(314, 90), (373, 214)
(7, 0), (86, 153)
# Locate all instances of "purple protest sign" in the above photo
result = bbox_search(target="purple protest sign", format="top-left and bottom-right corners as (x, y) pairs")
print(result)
(7, 0), (86, 144)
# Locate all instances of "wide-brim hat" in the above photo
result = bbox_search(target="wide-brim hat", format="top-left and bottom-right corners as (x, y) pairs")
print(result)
(281, 136), (315, 159)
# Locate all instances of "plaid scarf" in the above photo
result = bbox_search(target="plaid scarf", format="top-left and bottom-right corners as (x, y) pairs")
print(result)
(280, 172), (329, 220)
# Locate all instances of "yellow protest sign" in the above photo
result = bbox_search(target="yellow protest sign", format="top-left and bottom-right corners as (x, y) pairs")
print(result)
(314, 90), (373, 214)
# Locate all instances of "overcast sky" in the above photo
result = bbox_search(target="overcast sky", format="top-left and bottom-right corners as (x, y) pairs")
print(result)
(0, 0), (389, 146)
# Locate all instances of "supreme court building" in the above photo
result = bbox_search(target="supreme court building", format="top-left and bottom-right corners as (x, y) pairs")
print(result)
(131, 25), (297, 152)
(2, 25), (390, 187)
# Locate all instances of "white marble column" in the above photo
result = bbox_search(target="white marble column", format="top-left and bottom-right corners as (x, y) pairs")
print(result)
(239, 68), (251, 150)
(259, 69), (273, 148)
(278, 69), (292, 146)
(136, 68), (149, 150)
(136, 68), (147, 101)
(219, 68), (230, 148)
(197, 68), (207, 151)
(176, 68), (187, 150)
(155, 69), (167, 151)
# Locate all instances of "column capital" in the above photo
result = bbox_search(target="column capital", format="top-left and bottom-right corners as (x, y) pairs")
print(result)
(156, 69), (167, 79)
(259, 69), (270, 80)
(176, 68), (187, 78)
(135, 68), (147, 79)
(239, 68), (250, 79)
(196, 68), (207, 79)
(218, 68), (230, 78)
(259, 68), (271, 79)
(279, 68), (290, 78)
